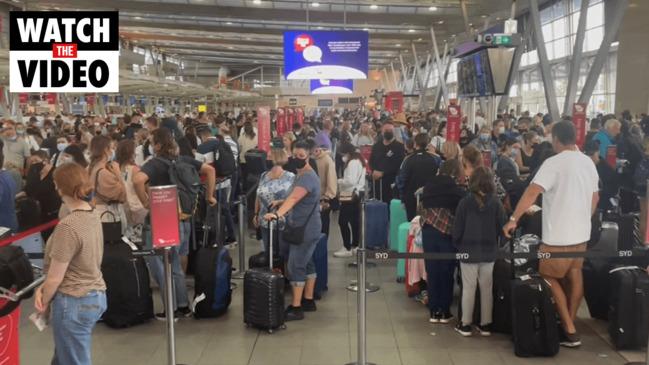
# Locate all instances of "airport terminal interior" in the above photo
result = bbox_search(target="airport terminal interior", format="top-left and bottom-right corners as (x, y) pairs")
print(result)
(1, 0), (649, 364)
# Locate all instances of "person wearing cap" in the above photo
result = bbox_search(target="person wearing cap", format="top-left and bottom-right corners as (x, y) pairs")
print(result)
(369, 122), (406, 204)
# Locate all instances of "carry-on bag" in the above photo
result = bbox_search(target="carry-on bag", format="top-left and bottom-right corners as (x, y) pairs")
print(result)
(243, 220), (286, 333)
(101, 242), (154, 328)
(511, 276), (560, 357)
(607, 266), (649, 350)
(365, 179), (388, 250)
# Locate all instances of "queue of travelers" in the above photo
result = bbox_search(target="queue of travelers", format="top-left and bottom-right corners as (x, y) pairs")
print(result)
(2, 106), (649, 365)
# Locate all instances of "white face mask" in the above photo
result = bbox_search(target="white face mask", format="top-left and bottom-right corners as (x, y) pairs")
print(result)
(342, 155), (349, 163)
(498, 126), (506, 134)
(148, 145), (155, 156)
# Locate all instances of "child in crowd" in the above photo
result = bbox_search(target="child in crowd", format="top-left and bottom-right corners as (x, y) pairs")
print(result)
(452, 166), (507, 337)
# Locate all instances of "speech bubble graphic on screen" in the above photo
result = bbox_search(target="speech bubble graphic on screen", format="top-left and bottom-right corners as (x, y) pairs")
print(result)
(303, 45), (322, 63)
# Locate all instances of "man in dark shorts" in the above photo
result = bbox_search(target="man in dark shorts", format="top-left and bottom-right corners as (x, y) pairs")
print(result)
(504, 121), (599, 348)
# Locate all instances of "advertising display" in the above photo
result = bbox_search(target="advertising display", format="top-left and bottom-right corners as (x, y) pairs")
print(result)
(9, 11), (119, 92)
(310, 79), (353, 94)
(573, 103), (587, 148)
(257, 106), (271, 153)
(296, 107), (304, 127)
(446, 104), (462, 143)
(0, 305), (19, 365)
(283, 30), (368, 80)
(149, 186), (180, 248)
(606, 145), (617, 169)
(276, 107), (286, 136)
(384, 91), (404, 113)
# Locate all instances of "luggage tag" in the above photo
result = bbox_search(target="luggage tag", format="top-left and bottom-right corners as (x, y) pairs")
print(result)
(121, 236), (139, 251)
(191, 293), (206, 313)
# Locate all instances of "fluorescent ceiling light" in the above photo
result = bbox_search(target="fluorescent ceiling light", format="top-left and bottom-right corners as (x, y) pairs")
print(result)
(226, 21), (233, 25)
(362, 27), (369, 31)
(311, 2), (320, 7)
(135, 16), (142, 20)
(253, 0), (262, 4)
(438, 20), (444, 24)
(408, 29), (415, 33)
(429, 6), (438, 11)
(370, 4), (378, 9)
(395, 43), (401, 47)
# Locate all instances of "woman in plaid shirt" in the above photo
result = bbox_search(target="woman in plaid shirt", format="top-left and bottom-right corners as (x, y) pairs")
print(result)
(420, 159), (466, 324)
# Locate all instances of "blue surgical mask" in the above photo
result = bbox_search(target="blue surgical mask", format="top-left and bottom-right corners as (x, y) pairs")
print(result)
(57, 142), (68, 152)
(479, 134), (490, 142)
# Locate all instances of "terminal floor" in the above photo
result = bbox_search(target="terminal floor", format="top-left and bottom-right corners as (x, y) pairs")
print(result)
(19, 216), (646, 365)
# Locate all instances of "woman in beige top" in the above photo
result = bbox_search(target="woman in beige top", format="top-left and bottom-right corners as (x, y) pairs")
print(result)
(35, 162), (107, 365)
(88, 135), (127, 237)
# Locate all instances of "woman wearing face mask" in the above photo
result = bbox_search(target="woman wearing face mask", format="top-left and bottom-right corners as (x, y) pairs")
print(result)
(430, 122), (447, 153)
(51, 137), (69, 167)
(333, 143), (367, 257)
(520, 132), (539, 172)
(24, 150), (62, 240)
(263, 140), (321, 321)
(87, 135), (127, 236)
(34, 162), (106, 365)
(59, 145), (89, 168)
(471, 126), (498, 167)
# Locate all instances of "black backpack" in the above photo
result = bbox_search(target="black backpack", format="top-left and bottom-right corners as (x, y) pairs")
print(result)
(212, 140), (236, 178)
(156, 157), (201, 219)
(0, 245), (35, 316)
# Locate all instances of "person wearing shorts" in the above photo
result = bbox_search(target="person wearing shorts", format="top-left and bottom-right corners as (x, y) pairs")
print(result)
(504, 121), (599, 348)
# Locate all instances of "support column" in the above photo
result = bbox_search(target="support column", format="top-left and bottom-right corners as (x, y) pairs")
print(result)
(563, 0), (590, 116)
(498, 40), (525, 112)
(529, 0), (560, 122)
(579, 0), (630, 105)
(615, 0), (649, 114)
(430, 26), (449, 108)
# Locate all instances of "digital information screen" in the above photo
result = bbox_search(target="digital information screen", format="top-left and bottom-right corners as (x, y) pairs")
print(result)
(283, 30), (369, 80)
(310, 79), (354, 94)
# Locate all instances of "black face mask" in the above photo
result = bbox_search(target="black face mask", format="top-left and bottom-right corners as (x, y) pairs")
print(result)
(383, 131), (394, 141)
(294, 157), (307, 169)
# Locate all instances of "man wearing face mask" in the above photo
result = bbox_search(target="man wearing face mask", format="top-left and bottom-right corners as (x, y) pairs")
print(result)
(471, 126), (498, 166)
(369, 122), (406, 203)
(1, 120), (31, 188)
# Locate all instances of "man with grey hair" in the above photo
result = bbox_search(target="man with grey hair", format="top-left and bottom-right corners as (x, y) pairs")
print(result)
(593, 118), (621, 158)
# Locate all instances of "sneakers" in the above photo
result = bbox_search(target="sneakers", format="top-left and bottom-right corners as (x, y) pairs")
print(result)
(429, 312), (441, 324)
(301, 298), (317, 312)
(224, 237), (238, 248)
(476, 324), (492, 337)
(284, 305), (304, 321)
(333, 247), (353, 258)
(560, 330), (582, 348)
(154, 312), (179, 322)
(175, 307), (193, 318)
(414, 290), (428, 305)
(439, 312), (454, 324)
(455, 324), (473, 337)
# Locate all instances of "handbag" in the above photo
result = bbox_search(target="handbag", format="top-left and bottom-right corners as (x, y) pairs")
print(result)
(282, 200), (318, 245)
(100, 210), (122, 243)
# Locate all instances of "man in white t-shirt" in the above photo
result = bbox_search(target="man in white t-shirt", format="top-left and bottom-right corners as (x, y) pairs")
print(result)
(504, 121), (599, 349)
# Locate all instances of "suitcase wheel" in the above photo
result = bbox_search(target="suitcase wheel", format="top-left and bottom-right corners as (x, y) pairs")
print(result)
(396, 277), (405, 284)
(268, 329), (274, 334)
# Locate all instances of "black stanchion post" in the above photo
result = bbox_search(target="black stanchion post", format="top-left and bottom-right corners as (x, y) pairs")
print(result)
(233, 196), (247, 279)
(346, 200), (376, 365)
(347, 196), (380, 293)
(162, 247), (179, 365)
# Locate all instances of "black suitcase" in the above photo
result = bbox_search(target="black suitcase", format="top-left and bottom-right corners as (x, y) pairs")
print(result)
(583, 221), (619, 320)
(101, 242), (154, 328)
(607, 266), (649, 350)
(15, 196), (41, 232)
(511, 276), (560, 358)
(243, 220), (285, 333)
(492, 258), (513, 334)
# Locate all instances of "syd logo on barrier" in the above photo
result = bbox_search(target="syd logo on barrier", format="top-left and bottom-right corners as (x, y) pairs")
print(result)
(9, 11), (119, 92)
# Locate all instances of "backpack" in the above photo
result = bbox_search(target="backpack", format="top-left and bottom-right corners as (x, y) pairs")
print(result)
(0, 245), (35, 317)
(212, 140), (236, 178)
(155, 157), (201, 219)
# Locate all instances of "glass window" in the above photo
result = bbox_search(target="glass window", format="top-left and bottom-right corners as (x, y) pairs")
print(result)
(585, 26), (603, 52)
(552, 1), (566, 20)
(572, 0), (582, 12)
(570, 12), (580, 34)
(553, 18), (568, 39)
(542, 23), (553, 41)
(554, 38), (568, 59)
(587, 2), (604, 30)
(541, 6), (553, 24)
(545, 42), (555, 60)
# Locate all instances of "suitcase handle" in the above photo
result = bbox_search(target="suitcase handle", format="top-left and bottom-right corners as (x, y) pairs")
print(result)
(268, 217), (278, 271)
(608, 266), (642, 274)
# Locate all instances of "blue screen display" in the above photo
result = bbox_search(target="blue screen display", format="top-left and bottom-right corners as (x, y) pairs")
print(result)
(310, 79), (354, 94)
(283, 30), (369, 80)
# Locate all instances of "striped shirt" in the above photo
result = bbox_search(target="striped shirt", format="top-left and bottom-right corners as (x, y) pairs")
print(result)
(45, 209), (106, 297)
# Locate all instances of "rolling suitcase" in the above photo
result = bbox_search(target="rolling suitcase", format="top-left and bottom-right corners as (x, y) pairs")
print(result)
(101, 242), (154, 328)
(491, 257), (513, 334)
(397, 222), (410, 284)
(193, 244), (233, 318)
(511, 276), (560, 357)
(313, 233), (328, 297)
(244, 220), (285, 333)
(583, 221), (618, 320)
(607, 266), (649, 350)
(365, 180), (389, 250)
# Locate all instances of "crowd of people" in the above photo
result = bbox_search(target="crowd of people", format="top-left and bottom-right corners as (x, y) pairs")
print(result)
(2, 106), (649, 363)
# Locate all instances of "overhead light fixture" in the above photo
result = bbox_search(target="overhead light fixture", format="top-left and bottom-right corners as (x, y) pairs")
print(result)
(481, 15), (487, 18)
(395, 43), (401, 47)
(370, 4), (378, 10)
(226, 21), (233, 25)
(317, 26), (323, 29)
(135, 16), (142, 20)
(362, 27), (369, 31)
(438, 20), (444, 24)
(428, 6), (438, 11)
(253, 0), (262, 4)
(496, 17), (501, 21)
(311, 2), (320, 7)
(408, 29), (415, 33)
(417, 38), (423, 41)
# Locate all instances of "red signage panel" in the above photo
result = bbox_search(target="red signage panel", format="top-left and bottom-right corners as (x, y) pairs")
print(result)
(0, 306), (19, 365)
(573, 103), (587, 148)
(18, 93), (28, 104)
(149, 185), (180, 248)
(446, 104), (462, 143)
(276, 107), (286, 137)
(482, 150), (493, 169)
(296, 107), (304, 127)
(257, 106), (271, 153)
